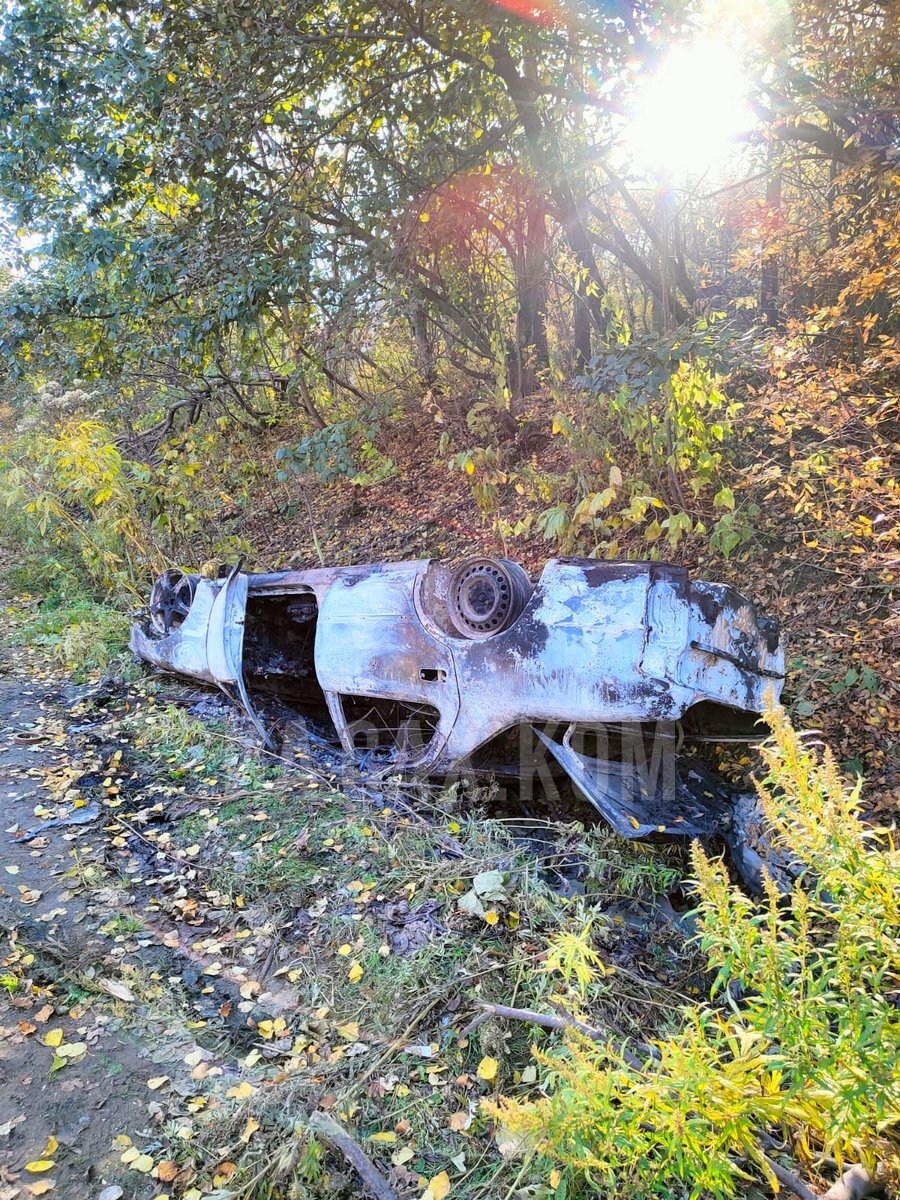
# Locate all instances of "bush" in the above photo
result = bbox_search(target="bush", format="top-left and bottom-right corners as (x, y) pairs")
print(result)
(488, 703), (900, 1199)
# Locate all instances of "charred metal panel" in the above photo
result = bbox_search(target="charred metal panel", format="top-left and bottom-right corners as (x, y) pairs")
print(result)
(440, 561), (682, 767)
(312, 563), (461, 767)
(535, 725), (732, 839)
(129, 578), (222, 684)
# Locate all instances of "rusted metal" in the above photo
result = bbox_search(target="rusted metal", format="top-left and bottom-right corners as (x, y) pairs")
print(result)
(130, 555), (785, 856)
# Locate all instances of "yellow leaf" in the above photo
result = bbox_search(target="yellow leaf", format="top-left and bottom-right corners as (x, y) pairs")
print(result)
(423, 1169), (451, 1200)
(24, 1162), (55, 1173)
(226, 1081), (256, 1100)
(43, 1029), (63, 1048)
(337, 944), (352, 956)
(131, 1154), (154, 1173)
(348, 961), (364, 984)
(484, 910), (499, 926)
(419, 211), (430, 223)
(550, 1168), (561, 1188)
(240, 1117), (260, 1144)
(147, 1076), (169, 1090)
(368, 1131), (397, 1144)
(336, 1022), (360, 1040)
(41, 1137), (58, 1157)
(476, 1056), (498, 1082)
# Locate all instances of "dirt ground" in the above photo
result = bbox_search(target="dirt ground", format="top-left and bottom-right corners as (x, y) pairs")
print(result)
(0, 657), (281, 1199)
(0, 674), (163, 1199)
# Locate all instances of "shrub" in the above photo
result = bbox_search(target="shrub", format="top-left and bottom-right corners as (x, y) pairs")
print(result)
(488, 703), (900, 1199)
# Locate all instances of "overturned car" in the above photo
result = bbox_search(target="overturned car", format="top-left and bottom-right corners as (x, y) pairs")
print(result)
(130, 556), (785, 875)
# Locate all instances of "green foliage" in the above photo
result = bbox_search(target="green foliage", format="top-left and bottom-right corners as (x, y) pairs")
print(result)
(14, 593), (129, 678)
(489, 704), (900, 1197)
(275, 418), (394, 487)
(542, 923), (607, 998)
(450, 320), (752, 560)
(586, 319), (742, 490)
(0, 402), (260, 592)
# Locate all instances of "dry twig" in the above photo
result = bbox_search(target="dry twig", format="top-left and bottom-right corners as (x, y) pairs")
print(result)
(308, 1110), (400, 1200)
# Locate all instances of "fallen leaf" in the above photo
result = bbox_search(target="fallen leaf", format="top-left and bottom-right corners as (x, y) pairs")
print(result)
(55, 1042), (87, 1059)
(130, 1154), (154, 1173)
(348, 961), (364, 984)
(4, 865), (19, 875)
(448, 1111), (470, 1132)
(156, 1161), (179, 1182)
(33, 1006), (53, 1024)
(43, 1029), (63, 1048)
(368, 1132), (396, 1144)
(147, 1076), (169, 1091)
(213, 1162), (237, 1185)
(476, 1056), (498, 1083)
(336, 1022), (359, 1041)
(240, 1118), (259, 1144)
(423, 1169), (451, 1200)
(226, 1081), (255, 1100)
(100, 979), (135, 1003)
(26, 1182), (55, 1196)
(24, 1161), (54, 1173)
(98, 1187), (124, 1200)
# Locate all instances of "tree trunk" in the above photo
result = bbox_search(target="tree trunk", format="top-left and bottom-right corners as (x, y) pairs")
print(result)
(512, 191), (550, 398)
(492, 41), (609, 341)
(410, 300), (438, 390)
(573, 278), (592, 373)
(760, 167), (782, 327)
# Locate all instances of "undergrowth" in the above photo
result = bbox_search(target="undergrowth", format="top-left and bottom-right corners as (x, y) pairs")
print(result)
(490, 702), (900, 1198)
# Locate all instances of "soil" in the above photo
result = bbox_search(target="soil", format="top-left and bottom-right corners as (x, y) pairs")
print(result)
(0, 674), (162, 1199)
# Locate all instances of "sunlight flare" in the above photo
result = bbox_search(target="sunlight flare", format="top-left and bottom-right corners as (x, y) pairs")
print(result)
(625, 38), (755, 177)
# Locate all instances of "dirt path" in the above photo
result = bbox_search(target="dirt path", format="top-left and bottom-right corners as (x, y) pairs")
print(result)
(0, 675), (167, 1198)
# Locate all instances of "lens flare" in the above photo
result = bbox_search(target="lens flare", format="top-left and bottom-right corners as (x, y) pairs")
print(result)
(625, 38), (755, 177)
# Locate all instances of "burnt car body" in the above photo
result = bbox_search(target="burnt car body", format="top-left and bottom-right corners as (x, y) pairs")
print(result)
(130, 556), (784, 852)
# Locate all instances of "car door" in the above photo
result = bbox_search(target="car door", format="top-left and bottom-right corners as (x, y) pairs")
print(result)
(206, 563), (273, 746)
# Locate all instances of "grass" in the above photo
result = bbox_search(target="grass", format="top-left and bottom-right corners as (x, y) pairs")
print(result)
(2, 544), (133, 678)
(13, 593), (130, 678)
